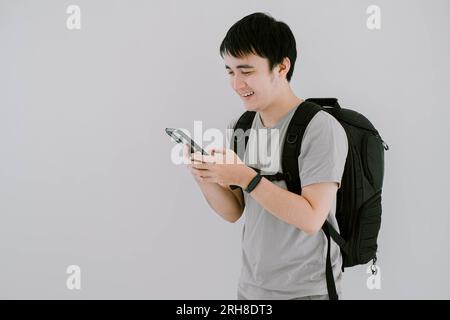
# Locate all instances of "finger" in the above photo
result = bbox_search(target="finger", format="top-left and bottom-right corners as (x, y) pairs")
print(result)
(182, 144), (192, 163)
(211, 148), (227, 154)
(211, 149), (228, 164)
(189, 167), (203, 179)
(199, 176), (217, 183)
(189, 167), (208, 174)
(189, 152), (203, 164)
(190, 152), (203, 163)
(184, 143), (193, 155)
(190, 162), (211, 170)
(191, 153), (216, 164)
(190, 167), (214, 178)
(189, 167), (200, 176)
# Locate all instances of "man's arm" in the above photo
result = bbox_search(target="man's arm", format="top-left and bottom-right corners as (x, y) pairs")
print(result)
(184, 141), (245, 223)
(230, 186), (245, 210)
(243, 111), (346, 235)
(193, 179), (244, 223)
(239, 167), (338, 235)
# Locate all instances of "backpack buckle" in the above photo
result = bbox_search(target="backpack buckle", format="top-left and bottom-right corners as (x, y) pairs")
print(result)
(370, 257), (378, 275)
(286, 133), (298, 144)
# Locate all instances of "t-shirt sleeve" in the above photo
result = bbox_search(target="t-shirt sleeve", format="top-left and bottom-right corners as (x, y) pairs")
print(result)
(298, 111), (348, 189)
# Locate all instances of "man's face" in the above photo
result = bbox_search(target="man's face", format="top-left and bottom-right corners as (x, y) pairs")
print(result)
(224, 53), (282, 111)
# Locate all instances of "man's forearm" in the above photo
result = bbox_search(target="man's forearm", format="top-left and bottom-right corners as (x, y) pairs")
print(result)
(239, 167), (319, 234)
(194, 179), (243, 223)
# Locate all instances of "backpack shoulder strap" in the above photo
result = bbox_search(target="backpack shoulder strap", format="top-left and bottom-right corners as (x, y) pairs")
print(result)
(231, 111), (257, 160)
(228, 111), (257, 191)
(282, 101), (322, 195)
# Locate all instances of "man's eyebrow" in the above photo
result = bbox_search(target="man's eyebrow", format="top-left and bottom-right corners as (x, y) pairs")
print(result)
(225, 64), (255, 70)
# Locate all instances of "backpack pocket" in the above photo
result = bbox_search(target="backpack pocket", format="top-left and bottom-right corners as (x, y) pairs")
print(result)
(357, 191), (382, 264)
(362, 133), (385, 190)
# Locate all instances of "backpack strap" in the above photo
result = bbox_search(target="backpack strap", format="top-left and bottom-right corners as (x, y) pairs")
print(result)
(322, 221), (346, 300)
(230, 110), (292, 183)
(322, 222), (339, 300)
(229, 111), (257, 190)
(231, 111), (257, 160)
(230, 102), (323, 190)
(282, 101), (322, 195)
(284, 100), (344, 301)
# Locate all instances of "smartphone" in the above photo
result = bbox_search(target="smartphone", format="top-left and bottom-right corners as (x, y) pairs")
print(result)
(165, 128), (210, 155)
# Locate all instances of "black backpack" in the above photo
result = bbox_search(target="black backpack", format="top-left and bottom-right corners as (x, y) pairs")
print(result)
(231, 98), (389, 300)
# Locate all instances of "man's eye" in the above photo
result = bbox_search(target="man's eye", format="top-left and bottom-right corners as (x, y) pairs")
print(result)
(227, 71), (252, 75)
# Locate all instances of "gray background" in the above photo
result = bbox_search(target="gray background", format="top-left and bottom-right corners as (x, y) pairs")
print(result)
(1, 0), (449, 299)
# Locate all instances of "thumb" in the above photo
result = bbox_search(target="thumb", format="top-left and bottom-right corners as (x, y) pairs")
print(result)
(212, 148), (227, 154)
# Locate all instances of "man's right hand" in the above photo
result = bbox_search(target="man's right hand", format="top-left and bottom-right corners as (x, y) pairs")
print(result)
(182, 144), (245, 222)
(183, 144), (229, 188)
(183, 144), (210, 183)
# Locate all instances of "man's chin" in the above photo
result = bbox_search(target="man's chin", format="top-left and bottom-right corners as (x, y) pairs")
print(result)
(243, 102), (259, 112)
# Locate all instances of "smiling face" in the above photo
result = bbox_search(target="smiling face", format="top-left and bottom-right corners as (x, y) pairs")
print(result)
(224, 53), (286, 112)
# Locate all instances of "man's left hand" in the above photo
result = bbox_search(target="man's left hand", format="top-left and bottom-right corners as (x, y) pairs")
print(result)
(189, 148), (256, 188)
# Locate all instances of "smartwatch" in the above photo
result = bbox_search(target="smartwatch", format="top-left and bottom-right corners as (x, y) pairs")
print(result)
(245, 172), (262, 193)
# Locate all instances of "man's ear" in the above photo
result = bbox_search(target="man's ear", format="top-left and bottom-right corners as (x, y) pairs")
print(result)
(277, 57), (291, 79)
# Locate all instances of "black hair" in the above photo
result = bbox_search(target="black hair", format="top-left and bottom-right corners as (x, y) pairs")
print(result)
(219, 12), (297, 82)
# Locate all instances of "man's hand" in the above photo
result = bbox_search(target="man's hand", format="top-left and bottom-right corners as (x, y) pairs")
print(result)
(182, 144), (216, 184)
(183, 144), (255, 189)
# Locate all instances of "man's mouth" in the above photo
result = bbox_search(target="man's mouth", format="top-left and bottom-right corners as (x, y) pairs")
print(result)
(240, 91), (255, 98)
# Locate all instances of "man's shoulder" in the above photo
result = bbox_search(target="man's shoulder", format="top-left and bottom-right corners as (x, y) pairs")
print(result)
(227, 117), (239, 130)
(309, 110), (341, 127)
(299, 110), (348, 156)
(304, 110), (346, 136)
(227, 113), (250, 130)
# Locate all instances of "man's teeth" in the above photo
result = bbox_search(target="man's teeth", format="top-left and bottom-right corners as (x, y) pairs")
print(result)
(241, 91), (254, 97)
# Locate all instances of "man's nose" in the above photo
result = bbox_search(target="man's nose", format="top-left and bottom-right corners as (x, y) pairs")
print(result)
(232, 75), (246, 91)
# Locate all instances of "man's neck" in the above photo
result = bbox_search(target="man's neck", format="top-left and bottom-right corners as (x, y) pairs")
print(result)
(259, 93), (304, 128)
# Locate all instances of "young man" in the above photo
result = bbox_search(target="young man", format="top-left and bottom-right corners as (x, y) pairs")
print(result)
(184, 12), (348, 300)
